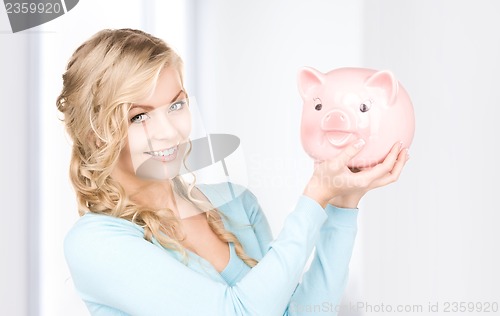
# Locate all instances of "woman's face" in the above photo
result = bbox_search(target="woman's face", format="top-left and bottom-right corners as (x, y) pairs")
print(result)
(113, 66), (192, 182)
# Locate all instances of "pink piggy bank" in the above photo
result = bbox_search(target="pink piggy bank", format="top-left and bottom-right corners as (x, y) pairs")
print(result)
(298, 67), (415, 168)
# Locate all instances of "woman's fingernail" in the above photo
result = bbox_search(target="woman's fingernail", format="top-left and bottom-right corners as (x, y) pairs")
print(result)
(399, 142), (403, 149)
(354, 139), (365, 149)
(405, 148), (410, 160)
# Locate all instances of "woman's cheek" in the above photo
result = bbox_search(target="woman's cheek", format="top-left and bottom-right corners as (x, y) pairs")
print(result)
(180, 111), (193, 140)
(127, 125), (150, 172)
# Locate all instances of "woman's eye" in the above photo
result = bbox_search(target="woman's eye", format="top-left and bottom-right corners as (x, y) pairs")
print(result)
(130, 113), (149, 124)
(169, 100), (187, 112)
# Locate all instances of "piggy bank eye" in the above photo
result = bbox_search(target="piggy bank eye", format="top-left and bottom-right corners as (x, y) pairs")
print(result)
(360, 99), (373, 113)
(313, 98), (322, 111)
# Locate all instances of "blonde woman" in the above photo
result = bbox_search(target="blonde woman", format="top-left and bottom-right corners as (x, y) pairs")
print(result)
(59, 29), (409, 315)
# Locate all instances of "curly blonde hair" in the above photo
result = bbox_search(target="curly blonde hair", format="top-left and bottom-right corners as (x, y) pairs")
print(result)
(57, 28), (257, 267)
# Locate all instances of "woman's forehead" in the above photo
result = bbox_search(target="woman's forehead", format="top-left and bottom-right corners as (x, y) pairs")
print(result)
(135, 67), (184, 109)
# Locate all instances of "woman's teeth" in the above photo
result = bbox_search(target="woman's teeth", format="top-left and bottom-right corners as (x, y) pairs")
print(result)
(150, 147), (176, 156)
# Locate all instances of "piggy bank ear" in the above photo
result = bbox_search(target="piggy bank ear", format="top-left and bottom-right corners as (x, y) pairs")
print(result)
(297, 67), (324, 100)
(365, 70), (399, 106)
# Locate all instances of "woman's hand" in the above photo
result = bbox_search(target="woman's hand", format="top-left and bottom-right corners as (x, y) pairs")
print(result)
(303, 139), (410, 208)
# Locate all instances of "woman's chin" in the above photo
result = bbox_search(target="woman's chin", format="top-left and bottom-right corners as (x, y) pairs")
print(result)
(134, 156), (183, 180)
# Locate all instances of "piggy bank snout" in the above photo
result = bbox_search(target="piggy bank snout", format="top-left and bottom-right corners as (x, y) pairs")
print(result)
(321, 109), (352, 131)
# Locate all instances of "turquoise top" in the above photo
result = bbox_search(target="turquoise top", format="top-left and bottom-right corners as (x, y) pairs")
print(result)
(64, 182), (358, 315)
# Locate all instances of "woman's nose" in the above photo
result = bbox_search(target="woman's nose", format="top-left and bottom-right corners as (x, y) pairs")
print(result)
(147, 111), (179, 140)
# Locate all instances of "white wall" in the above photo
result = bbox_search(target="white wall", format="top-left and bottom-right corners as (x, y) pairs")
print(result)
(0, 8), (29, 315)
(357, 1), (500, 314)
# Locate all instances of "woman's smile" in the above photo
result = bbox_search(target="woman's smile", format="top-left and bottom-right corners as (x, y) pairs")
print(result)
(145, 144), (179, 162)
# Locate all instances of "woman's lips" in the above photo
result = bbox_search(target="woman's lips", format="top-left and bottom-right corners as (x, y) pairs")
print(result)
(144, 145), (178, 162)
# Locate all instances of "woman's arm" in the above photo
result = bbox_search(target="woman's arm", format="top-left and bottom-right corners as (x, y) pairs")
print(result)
(248, 141), (408, 316)
(287, 205), (358, 315)
(245, 193), (358, 316)
(64, 194), (327, 316)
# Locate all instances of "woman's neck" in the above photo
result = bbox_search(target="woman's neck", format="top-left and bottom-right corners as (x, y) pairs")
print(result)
(114, 171), (180, 215)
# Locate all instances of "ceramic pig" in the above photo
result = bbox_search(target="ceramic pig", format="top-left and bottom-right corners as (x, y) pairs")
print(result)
(298, 67), (415, 168)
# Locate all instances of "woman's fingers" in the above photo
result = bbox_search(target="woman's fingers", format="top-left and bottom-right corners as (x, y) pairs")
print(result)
(350, 142), (406, 188)
(308, 140), (409, 202)
(370, 147), (409, 188)
(350, 142), (400, 182)
(314, 138), (365, 172)
(377, 141), (403, 172)
(339, 139), (366, 165)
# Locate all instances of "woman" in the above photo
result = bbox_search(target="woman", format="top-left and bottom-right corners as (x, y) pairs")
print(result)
(58, 29), (409, 315)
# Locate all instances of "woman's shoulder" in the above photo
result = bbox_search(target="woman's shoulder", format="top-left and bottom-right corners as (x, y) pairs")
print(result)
(196, 182), (263, 223)
(196, 182), (259, 209)
(64, 212), (145, 258)
(66, 211), (144, 237)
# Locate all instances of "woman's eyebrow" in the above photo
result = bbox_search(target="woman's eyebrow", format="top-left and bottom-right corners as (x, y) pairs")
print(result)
(129, 104), (155, 111)
(170, 90), (184, 103)
(130, 90), (185, 110)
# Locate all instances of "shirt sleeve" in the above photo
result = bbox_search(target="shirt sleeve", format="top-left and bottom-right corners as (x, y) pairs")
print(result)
(244, 195), (359, 316)
(287, 204), (358, 316)
(64, 195), (328, 316)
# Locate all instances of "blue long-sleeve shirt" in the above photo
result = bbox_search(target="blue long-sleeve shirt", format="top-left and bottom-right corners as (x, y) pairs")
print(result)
(64, 182), (358, 315)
